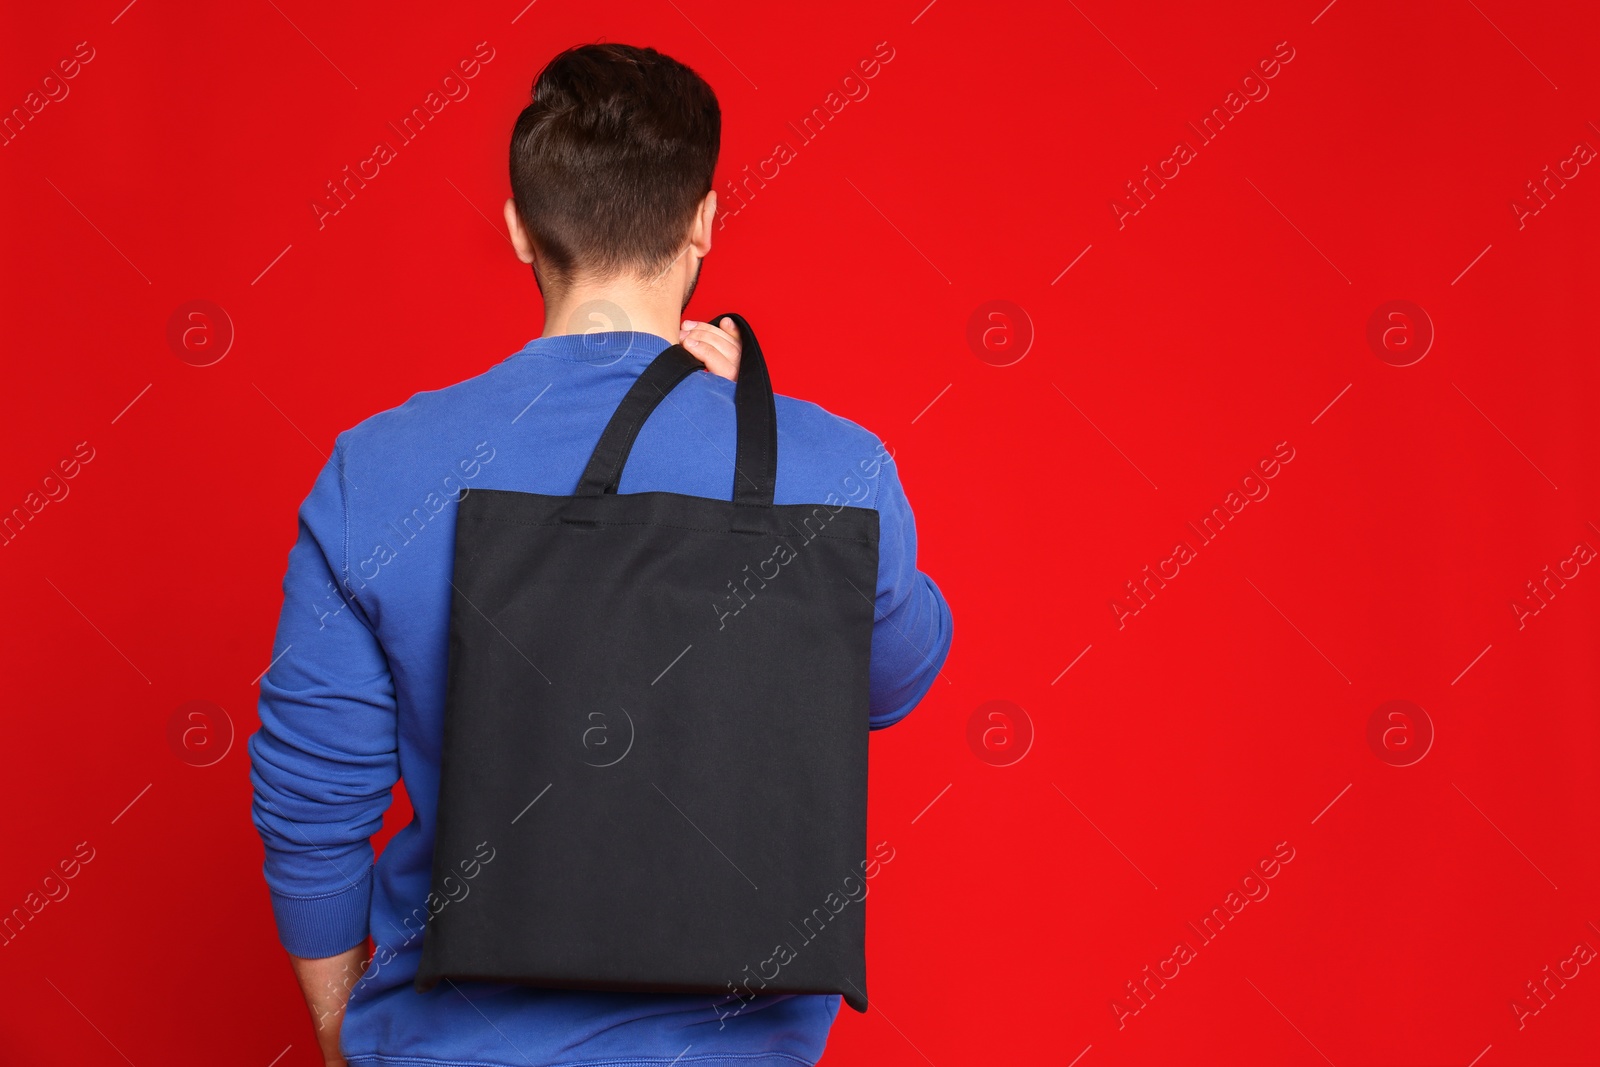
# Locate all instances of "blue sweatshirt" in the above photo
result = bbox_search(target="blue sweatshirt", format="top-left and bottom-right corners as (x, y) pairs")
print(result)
(248, 330), (953, 1067)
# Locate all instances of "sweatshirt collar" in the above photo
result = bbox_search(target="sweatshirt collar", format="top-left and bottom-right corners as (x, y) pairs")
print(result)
(512, 330), (676, 365)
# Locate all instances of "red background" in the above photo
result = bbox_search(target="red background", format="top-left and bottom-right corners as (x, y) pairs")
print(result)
(2, 0), (1597, 1064)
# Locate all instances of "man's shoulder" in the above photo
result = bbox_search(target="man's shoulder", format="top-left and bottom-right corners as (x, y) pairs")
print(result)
(769, 392), (894, 509)
(315, 359), (536, 515)
(772, 391), (884, 458)
(328, 351), (880, 456)
(322, 355), (893, 508)
(330, 357), (527, 463)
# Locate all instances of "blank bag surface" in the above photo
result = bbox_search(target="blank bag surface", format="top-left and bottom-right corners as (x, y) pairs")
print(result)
(415, 314), (879, 1012)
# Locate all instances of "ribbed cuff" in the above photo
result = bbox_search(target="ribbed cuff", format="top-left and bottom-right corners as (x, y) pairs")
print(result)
(269, 867), (374, 958)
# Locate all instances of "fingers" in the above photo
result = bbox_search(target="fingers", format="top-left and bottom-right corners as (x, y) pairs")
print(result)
(679, 317), (741, 382)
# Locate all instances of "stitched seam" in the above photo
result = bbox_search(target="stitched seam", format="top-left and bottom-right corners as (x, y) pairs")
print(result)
(338, 437), (353, 618)
(269, 875), (370, 904)
(760, 360), (773, 504)
(518, 332), (676, 364)
(346, 1053), (815, 1067)
(335, 439), (381, 634)
(477, 517), (876, 545)
(869, 437), (886, 511)
(725, 313), (774, 507)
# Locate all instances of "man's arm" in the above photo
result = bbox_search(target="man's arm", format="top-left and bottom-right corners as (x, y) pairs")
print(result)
(866, 442), (953, 728)
(290, 944), (369, 1067)
(249, 437), (400, 1061)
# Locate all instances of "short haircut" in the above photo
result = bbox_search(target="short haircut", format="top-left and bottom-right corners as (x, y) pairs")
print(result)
(509, 43), (721, 282)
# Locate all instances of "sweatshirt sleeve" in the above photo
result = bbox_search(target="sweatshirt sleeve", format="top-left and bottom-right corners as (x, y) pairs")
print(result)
(867, 443), (953, 729)
(247, 437), (400, 958)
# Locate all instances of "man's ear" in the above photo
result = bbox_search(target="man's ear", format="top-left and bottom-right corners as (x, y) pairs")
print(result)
(688, 189), (717, 258)
(504, 199), (537, 265)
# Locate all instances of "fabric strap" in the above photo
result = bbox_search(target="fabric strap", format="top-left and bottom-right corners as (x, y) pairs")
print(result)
(574, 312), (777, 508)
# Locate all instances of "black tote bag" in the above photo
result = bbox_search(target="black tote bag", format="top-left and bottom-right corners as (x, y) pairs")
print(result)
(415, 314), (878, 1012)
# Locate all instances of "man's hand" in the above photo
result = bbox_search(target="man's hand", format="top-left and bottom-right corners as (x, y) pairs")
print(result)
(680, 316), (741, 381)
(289, 943), (369, 1067)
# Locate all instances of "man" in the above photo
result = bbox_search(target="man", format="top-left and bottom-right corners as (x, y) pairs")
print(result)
(249, 42), (952, 1067)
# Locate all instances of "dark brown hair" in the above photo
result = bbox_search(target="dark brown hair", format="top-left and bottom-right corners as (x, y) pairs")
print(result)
(509, 43), (721, 283)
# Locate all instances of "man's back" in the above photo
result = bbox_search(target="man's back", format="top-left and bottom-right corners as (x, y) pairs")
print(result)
(249, 328), (953, 1066)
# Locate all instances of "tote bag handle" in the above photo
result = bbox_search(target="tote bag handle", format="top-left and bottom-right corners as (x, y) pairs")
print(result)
(573, 312), (777, 508)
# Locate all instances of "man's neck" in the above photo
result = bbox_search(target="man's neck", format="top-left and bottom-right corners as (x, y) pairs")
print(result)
(539, 279), (684, 346)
